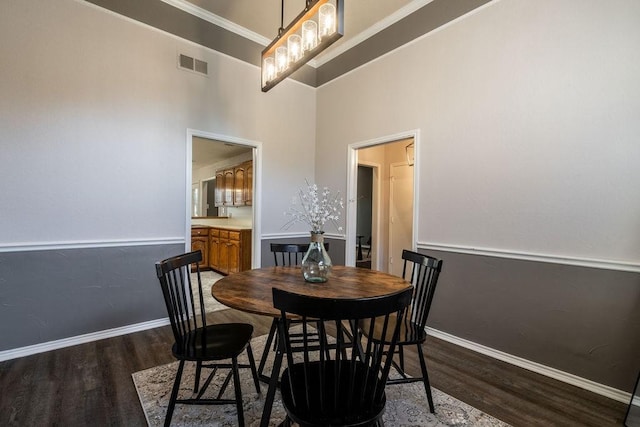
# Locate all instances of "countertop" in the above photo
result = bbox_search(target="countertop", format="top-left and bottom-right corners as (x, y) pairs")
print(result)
(191, 224), (252, 231)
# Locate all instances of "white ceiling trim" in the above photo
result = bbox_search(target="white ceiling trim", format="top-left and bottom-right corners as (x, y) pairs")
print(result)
(161, 0), (436, 70)
(313, 0), (435, 67)
(160, 0), (271, 46)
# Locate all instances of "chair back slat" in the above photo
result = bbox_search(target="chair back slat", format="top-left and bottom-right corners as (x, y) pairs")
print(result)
(273, 287), (412, 425)
(401, 249), (443, 330)
(155, 251), (207, 353)
(270, 242), (330, 266)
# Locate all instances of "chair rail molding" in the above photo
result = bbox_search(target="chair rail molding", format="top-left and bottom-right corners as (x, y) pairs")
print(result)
(417, 241), (640, 273)
(0, 237), (185, 253)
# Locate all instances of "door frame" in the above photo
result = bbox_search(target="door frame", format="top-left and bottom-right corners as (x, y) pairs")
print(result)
(357, 161), (381, 270)
(346, 129), (420, 267)
(186, 129), (263, 268)
(388, 161), (414, 275)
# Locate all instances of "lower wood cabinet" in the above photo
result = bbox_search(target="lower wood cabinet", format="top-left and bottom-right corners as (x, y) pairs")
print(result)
(190, 227), (209, 268)
(192, 226), (251, 275)
(208, 227), (251, 275)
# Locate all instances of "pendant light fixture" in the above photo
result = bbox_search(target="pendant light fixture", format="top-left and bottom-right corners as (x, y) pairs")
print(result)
(261, 0), (343, 92)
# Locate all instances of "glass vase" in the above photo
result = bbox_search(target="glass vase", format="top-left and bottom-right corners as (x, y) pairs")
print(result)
(301, 231), (332, 283)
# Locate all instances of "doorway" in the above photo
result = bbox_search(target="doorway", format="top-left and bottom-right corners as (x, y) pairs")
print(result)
(186, 130), (262, 267)
(346, 131), (418, 276)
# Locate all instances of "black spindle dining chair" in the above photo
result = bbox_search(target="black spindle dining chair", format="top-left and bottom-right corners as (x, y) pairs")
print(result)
(273, 287), (413, 427)
(155, 250), (260, 426)
(362, 249), (443, 413)
(257, 243), (332, 379)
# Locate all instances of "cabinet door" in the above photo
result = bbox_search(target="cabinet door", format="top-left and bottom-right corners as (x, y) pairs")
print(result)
(223, 169), (234, 206)
(233, 166), (245, 206)
(243, 161), (253, 206)
(191, 237), (208, 267)
(208, 234), (220, 270)
(227, 240), (240, 274)
(218, 240), (229, 274)
(214, 171), (225, 207)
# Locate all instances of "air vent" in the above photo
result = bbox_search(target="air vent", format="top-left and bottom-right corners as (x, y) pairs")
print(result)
(178, 54), (208, 76)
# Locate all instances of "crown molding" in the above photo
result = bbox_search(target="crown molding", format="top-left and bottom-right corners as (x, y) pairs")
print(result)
(313, 0), (435, 67)
(159, 0), (271, 46)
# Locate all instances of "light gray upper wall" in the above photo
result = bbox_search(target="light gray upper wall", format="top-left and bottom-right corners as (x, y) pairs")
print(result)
(316, 0), (640, 265)
(0, 0), (316, 245)
(314, 0), (640, 392)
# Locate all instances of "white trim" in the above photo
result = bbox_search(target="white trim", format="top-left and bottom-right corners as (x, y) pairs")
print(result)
(0, 318), (171, 362)
(427, 327), (632, 404)
(357, 160), (382, 270)
(314, 0), (435, 67)
(159, 0), (271, 46)
(318, 0), (497, 90)
(262, 232), (346, 240)
(0, 238), (185, 253)
(346, 130), (420, 267)
(417, 242), (640, 273)
(186, 129), (263, 269)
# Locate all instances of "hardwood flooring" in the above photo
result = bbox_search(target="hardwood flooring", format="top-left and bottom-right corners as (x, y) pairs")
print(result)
(0, 309), (628, 426)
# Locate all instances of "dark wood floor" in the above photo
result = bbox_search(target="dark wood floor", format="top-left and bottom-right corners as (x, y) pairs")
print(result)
(0, 309), (628, 426)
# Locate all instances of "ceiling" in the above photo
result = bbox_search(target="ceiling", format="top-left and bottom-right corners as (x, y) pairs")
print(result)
(183, 0), (424, 63)
(192, 137), (252, 170)
(188, 1), (423, 168)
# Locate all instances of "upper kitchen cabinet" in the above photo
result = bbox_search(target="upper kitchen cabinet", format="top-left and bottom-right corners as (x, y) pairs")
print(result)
(215, 160), (253, 207)
(242, 161), (253, 206)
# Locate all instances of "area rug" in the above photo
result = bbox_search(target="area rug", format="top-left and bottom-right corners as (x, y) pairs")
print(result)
(133, 333), (510, 427)
(191, 270), (227, 314)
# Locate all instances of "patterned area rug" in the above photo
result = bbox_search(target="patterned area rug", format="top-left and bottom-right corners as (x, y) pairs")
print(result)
(132, 333), (510, 427)
(191, 270), (227, 314)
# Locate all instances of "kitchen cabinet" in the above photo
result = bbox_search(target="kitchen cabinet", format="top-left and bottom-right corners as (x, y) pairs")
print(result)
(190, 227), (209, 269)
(214, 171), (224, 207)
(223, 169), (234, 206)
(233, 165), (246, 206)
(208, 227), (251, 275)
(243, 161), (253, 206)
(214, 160), (253, 207)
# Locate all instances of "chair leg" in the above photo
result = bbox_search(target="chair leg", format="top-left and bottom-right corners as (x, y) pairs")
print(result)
(246, 342), (261, 393)
(165, 360), (185, 427)
(417, 344), (435, 413)
(398, 345), (405, 373)
(193, 360), (202, 392)
(258, 318), (278, 378)
(232, 356), (245, 426)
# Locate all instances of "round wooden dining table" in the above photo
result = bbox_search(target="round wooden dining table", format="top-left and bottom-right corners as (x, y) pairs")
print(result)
(212, 265), (412, 427)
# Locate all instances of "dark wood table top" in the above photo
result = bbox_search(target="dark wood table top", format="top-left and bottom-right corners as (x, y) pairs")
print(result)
(212, 265), (412, 318)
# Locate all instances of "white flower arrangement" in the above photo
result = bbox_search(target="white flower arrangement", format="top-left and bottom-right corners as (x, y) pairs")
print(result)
(283, 181), (344, 233)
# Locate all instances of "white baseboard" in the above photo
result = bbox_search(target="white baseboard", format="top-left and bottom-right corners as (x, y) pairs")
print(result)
(0, 318), (171, 362)
(427, 327), (632, 404)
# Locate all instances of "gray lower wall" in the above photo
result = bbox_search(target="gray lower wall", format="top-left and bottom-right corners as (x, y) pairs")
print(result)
(2, 241), (637, 395)
(0, 244), (184, 352)
(420, 249), (640, 393)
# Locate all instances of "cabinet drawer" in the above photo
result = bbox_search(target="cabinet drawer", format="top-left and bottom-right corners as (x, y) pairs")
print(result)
(228, 231), (241, 241)
(219, 230), (229, 239)
(209, 228), (220, 237)
(191, 228), (209, 237)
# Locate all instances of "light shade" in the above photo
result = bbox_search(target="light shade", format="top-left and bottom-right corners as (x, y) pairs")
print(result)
(261, 0), (343, 92)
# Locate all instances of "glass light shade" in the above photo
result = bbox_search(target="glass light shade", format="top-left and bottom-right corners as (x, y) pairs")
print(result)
(287, 34), (303, 63)
(301, 20), (318, 52)
(318, 3), (336, 40)
(275, 46), (288, 73)
(263, 57), (275, 83)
